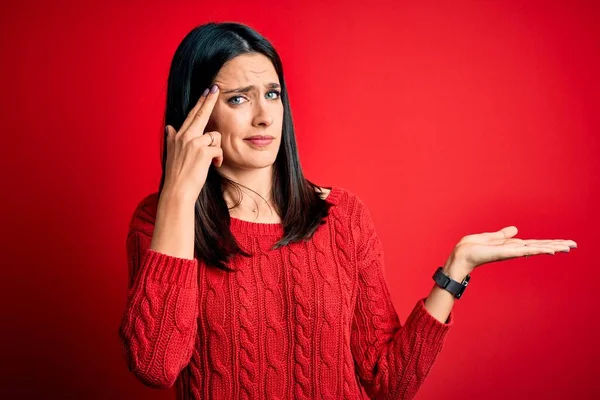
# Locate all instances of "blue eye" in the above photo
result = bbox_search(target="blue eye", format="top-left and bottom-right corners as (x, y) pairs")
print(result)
(227, 90), (281, 105)
(266, 90), (281, 100)
(228, 96), (244, 105)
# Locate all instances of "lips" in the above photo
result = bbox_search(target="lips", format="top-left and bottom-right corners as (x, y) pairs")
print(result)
(244, 136), (274, 140)
(244, 136), (274, 147)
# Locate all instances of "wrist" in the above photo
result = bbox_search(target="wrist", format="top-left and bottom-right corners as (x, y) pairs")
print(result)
(442, 267), (470, 283)
(442, 254), (472, 282)
(431, 264), (471, 301)
(161, 184), (198, 206)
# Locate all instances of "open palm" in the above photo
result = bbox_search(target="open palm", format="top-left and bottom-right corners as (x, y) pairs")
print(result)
(452, 226), (577, 272)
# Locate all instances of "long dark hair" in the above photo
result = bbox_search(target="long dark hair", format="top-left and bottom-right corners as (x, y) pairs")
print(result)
(158, 22), (332, 271)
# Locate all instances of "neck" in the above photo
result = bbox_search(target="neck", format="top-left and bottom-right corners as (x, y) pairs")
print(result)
(220, 165), (274, 213)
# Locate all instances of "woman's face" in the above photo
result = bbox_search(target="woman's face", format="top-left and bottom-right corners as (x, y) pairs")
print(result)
(206, 52), (284, 171)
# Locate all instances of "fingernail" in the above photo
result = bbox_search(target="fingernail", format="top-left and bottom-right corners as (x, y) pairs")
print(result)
(202, 88), (209, 97)
(210, 84), (218, 93)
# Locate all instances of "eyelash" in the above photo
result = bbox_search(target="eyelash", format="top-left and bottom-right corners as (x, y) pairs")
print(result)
(227, 90), (282, 105)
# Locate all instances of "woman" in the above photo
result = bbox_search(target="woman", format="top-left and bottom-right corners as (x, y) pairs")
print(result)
(118, 22), (577, 399)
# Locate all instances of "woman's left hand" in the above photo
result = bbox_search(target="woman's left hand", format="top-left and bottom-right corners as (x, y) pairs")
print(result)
(444, 226), (577, 277)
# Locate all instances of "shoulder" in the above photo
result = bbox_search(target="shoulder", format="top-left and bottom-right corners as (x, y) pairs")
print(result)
(128, 192), (160, 235)
(318, 185), (373, 233)
(332, 189), (380, 254)
(320, 185), (368, 215)
(313, 185), (358, 207)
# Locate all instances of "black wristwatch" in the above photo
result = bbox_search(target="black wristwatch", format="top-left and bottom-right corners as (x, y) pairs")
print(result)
(432, 266), (471, 299)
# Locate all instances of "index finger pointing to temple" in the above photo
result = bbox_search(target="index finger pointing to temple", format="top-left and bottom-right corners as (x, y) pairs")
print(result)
(186, 84), (220, 136)
(178, 88), (210, 135)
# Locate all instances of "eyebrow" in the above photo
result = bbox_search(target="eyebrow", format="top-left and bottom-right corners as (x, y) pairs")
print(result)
(221, 83), (281, 94)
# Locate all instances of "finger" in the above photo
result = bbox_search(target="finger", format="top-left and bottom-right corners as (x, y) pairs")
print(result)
(483, 226), (518, 240)
(185, 84), (220, 139)
(521, 241), (576, 254)
(189, 132), (223, 168)
(495, 244), (552, 259)
(166, 125), (179, 148)
(204, 132), (224, 167)
(165, 125), (174, 139)
(491, 238), (577, 248)
(514, 241), (564, 250)
(200, 145), (223, 168)
(546, 239), (577, 248)
(187, 131), (222, 152)
(213, 149), (224, 168)
(207, 131), (222, 149)
(164, 126), (175, 155)
(212, 146), (224, 168)
(513, 240), (577, 252)
(527, 244), (571, 253)
(178, 88), (211, 136)
(555, 239), (577, 247)
(519, 245), (557, 256)
(521, 239), (577, 248)
(527, 243), (571, 253)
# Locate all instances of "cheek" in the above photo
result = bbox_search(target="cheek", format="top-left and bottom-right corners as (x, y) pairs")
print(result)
(212, 108), (248, 135)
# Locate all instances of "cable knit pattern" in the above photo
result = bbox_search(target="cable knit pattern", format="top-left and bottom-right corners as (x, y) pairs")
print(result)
(330, 207), (360, 398)
(184, 338), (203, 399)
(289, 240), (315, 399)
(257, 239), (287, 399)
(235, 240), (258, 399)
(118, 186), (454, 399)
(119, 198), (199, 389)
(313, 224), (341, 398)
(203, 263), (231, 396)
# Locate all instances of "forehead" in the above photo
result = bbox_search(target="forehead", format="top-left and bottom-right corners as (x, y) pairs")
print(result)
(214, 53), (279, 85)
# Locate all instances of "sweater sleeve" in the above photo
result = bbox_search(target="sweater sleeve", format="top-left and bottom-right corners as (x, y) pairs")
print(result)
(349, 197), (454, 400)
(118, 202), (199, 389)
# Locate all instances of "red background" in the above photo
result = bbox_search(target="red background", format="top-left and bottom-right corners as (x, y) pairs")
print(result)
(1, 0), (598, 398)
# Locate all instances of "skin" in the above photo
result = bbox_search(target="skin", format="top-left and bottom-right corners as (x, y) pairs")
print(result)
(205, 52), (286, 222)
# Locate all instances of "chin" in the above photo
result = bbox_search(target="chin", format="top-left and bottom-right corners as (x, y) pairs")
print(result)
(250, 158), (278, 169)
(230, 154), (276, 170)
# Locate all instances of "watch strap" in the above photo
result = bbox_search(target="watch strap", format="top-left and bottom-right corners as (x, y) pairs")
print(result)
(432, 266), (471, 299)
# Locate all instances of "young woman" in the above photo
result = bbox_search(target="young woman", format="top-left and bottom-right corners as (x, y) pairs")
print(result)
(118, 22), (577, 399)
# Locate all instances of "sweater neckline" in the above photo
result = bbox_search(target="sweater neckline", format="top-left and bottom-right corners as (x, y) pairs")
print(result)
(229, 186), (342, 236)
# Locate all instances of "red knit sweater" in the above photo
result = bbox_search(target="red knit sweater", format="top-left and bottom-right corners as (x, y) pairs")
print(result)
(119, 186), (454, 399)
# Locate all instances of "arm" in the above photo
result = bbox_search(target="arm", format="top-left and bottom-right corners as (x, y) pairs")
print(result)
(349, 197), (454, 400)
(424, 260), (469, 325)
(118, 191), (199, 388)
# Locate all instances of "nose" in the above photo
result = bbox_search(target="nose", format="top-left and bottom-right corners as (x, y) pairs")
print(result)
(252, 98), (274, 127)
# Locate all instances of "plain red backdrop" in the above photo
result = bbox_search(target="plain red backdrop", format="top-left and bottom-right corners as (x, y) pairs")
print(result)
(1, 0), (598, 398)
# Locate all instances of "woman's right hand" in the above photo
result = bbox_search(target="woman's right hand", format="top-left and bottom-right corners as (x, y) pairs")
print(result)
(163, 85), (224, 201)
